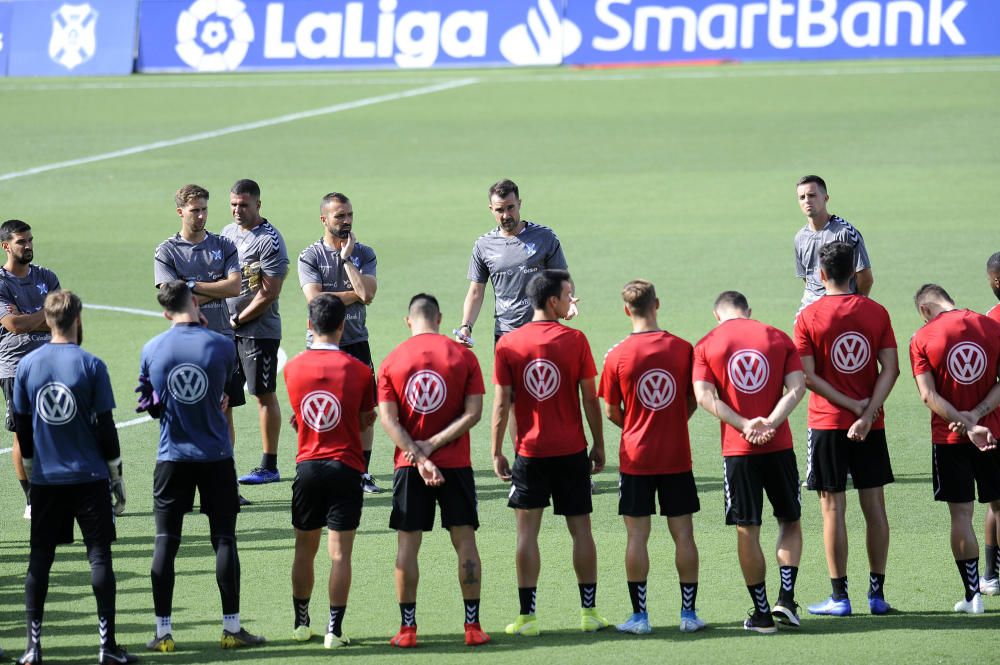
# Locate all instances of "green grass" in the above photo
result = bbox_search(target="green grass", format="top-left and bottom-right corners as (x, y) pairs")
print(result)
(2, 58), (1000, 664)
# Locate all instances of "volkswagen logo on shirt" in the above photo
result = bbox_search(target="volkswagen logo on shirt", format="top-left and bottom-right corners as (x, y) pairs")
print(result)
(523, 359), (560, 401)
(947, 342), (987, 385)
(831, 332), (871, 374)
(301, 390), (341, 432)
(636, 369), (675, 411)
(37, 382), (77, 425)
(168, 363), (209, 404)
(405, 370), (447, 414)
(728, 350), (769, 395)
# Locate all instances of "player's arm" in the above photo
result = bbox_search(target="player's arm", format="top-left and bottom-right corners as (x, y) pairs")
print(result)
(490, 384), (513, 481)
(342, 261), (376, 305)
(580, 377), (605, 473)
(0, 305), (48, 333)
(603, 397), (624, 428)
(914, 372), (997, 450)
(800, 355), (867, 416)
(191, 271), (241, 301)
(232, 273), (284, 325)
(694, 380), (770, 443)
(686, 383), (697, 419)
(424, 394), (483, 451)
(458, 281), (486, 342)
(849, 347), (899, 440)
(855, 268), (874, 297)
(379, 401), (422, 455)
(765, 371), (807, 428)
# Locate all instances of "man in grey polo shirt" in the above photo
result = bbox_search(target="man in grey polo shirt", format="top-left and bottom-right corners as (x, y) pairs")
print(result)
(457, 179), (576, 346)
(0, 219), (60, 520)
(298, 191), (382, 494)
(221, 179), (289, 486)
(793, 175), (873, 313)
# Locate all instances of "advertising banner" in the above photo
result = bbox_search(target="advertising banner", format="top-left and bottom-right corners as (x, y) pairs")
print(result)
(0, 3), (11, 77)
(6, 0), (139, 76)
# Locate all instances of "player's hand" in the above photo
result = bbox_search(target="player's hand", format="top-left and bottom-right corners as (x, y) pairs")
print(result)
(493, 454), (512, 482)
(417, 459), (445, 487)
(589, 445), (605, 474)
(107, 458), (126, 517)
(415, 440), (435, 458)
(134, 374), (162, 418)
(565, 296), (580, 320)
(289, 413), (298, 432)
(219, 394), (229, 412)
(199, 311), (209, 327)
(851, 397), (870, 417)
(742, 417), (773, 445)
(968, 425), (997, 451)
(847, 416), (872, 442)
(453, 326), (474, 347)
(340, 232), (356, 261)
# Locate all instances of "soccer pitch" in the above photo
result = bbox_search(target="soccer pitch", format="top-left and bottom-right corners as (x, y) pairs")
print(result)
(1, 57), (1000, 663)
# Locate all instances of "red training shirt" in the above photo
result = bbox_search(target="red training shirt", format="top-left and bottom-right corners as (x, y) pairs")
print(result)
(599, 331), (693, 474)
(909, 309), (1000, 444)
(494, 320), (596, 458)
(693, 318), (802, 456)
(378, 333), (485, 469)
(284, 347), (374, 470)
(793, 295), (896, 430)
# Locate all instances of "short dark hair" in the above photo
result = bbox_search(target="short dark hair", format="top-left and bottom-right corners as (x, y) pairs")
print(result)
(819, 242), (855, 284)
(621, 280), (656, 316)
(44, 290), (82, 334)
(175, 184), (209, 208)
(309, 293), (346, 334)
(321, 192), (350, 211)
(231, 179), (260, 198)
(408, 293), (440, 320)
(488, 179), (519, 200)
(797, 175), (827, 194)
(914, 283), (954, 308)
(987, 252), (1000, 275)
(0, 219), (31, 242)
(713, 290), (750, 312)
(157, 280), (193, 313)
(527, 269), (571, 311)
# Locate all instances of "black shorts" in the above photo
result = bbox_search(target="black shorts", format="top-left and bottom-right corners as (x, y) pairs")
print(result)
(30, 480), (116, 549)
(153, 458), (240, 516)
(724, 449), (802, 526)
(618, 471), (700, 518)
(1, 376), (15, 432)
(341, 340), (377, 403)
(292, 459), (363, 531)
(225, 339), (246, 408)
(235, 336), (280, 396)
(508, 451), (592, 516)
(390, 466), (479, 532)
(932, 442), (1000, 504)
(806, 428), (894, 492)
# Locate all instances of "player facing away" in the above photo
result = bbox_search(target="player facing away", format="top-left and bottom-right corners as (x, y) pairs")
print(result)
(693, 291), (807, 634)
(220, 179), (289, 486)
(793, 242), (899, 617)
(0, 219), (60, 519)
(910, 284), (1000, 614)
(285, 294), (375, 649)
(599, 280), (704, 635)
(154, 185), (247, 501)
(377, 293), (490, 648)
(298, 191), (382, 494)
(138, 281), (264, 652)
(978, 253), (1000, 596)
(492, 269), (608, 636)
(793, 175), (873, 312)
(13, 290), (135, 665)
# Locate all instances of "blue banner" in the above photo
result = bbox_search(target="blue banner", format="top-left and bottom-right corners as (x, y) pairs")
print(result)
(0, 3), (11, 77)
(7, 0), (138, 76)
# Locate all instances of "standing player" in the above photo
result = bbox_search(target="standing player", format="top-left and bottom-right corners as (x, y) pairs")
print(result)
(154, 185), (248, 503)
(285, 294), (375, 649)
(139, 281), (264, 652)
(221, 179), (289, 486)
(793, 242), (899, 617)
(910, 284), (1000, 614)
(298, 191), (381, 494)
(793, 175), (873, 312)
(13, 290), (135, 665)
(492, 269), (607, 636)
(599, 280), (704, 635)
(0, 219), (60, 519)
(693, 291), (806, 634)
(378, 293), (490, 648)
(457, 179), (575, 346)
(978, 252), (1000, 596)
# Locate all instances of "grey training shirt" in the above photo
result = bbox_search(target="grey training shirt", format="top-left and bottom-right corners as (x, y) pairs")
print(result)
(467, 221), (568, 335)
(154, 232), (240, 338)
(794, 215), (871, 309)
(220, 219), (289, 340)
(298, 239), (376, 347)
(0, 265), (60, 378)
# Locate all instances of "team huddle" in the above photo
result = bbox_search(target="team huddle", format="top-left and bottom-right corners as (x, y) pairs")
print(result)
(5, 176), (1000, 663)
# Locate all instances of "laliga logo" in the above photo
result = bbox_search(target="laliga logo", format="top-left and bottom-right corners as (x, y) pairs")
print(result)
(49, 3), (98, 71)
(301, 390), (341, 432)
(947, 342), (987, 385)
(37, 382), (77, 426)
(831, 332), (870, 374)
(500, 0), (582, 66)
(167, 363), (208, 405)
(728, 350), (769, 394)
(405, 370), (447, 414)
(523, 359), (560, 401)
(637, 369), (675, 411)
(176, 0), (255, 72)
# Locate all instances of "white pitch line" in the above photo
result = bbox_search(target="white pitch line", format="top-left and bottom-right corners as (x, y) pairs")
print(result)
(0, 77), (478, 183)
(84, 303), (165, 318)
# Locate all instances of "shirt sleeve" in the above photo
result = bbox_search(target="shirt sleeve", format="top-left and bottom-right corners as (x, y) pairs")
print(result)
(46, 269), (61, 291)
(153, 243), (179, 287)
(360, 366), (376, 412)
(259, 231), (289, 277)
(783, 334), (805, 374)
(854, 233), (872, 271)
(598, 350), (620, 404)
(493, 343), (511, 386)
(297, 247), (322, 288)
(0, 282), (14, 321)
(91, 358), (117, 413)
(579, 334), (597, 380)
(691, 341), (716, 385)
(545, 231), (568, 270)
(793, 313), (814, 358)
(878, 311), (897, 350)
(222, 237), (241, 276)
(465, 349), (486, 396)
(376, 360), (396, 404)
(467, 242), (489, 283)
(793, 233), (807, 279)
(909, 335), (931, 378)
(357, 245), (377, 277)
(13, 361), (29, 415)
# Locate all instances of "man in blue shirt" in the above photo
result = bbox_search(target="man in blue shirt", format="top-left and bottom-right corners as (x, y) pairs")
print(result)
(137, 280), (264, 652)
(13, 290), (135, 665)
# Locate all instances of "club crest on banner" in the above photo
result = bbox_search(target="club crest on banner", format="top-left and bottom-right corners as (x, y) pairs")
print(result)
(49, 3), (98, 71)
